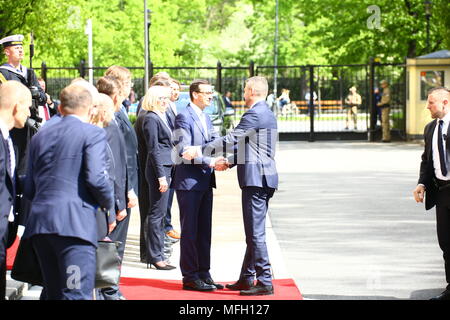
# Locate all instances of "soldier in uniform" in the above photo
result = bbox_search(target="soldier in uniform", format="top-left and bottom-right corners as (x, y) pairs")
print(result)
(0, 34), (47, 176)
(344, 86), (362, 131)
(377, 80), (391, 142)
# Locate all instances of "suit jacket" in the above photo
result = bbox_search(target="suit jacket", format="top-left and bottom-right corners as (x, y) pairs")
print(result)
(104, 119), (127, 213)
(142, 111), (174, 179)
(417, 119), (450, 210)
(206, 100), (278, 189)
(0, 136), (16, 261)
(171, 104), (219, 191)
(166, 103), (177, 131)
(135, 108), (149, 191)
(115, 107), (139, 195)
(22, 116), (114, 246)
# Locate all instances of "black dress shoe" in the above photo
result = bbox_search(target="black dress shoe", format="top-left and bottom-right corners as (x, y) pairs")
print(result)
(430, 289), (450, 300)
(240, 282), (274, 296)
(225, 279), (254, 291)
(202, 278), (224, 289)
(183, 279), (216, 291)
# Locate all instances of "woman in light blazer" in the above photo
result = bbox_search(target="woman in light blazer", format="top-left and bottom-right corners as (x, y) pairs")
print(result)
(141, 85), (176, 270)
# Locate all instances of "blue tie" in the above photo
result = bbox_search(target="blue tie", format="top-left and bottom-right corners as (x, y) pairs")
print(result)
(438, 120), (447, 176)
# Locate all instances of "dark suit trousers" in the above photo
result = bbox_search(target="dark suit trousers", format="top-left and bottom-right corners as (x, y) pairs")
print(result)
(138, 159), (150, 261)
(32, 234), (96, 300)
(164, 188), (175, 232)
(0, 258), (5, 300)
(240, 186), (275, 286)
(435, 198), (450, 288)
(146, 165), (172, 264)
(177, 189), (213, 283)
(108, 207), (130, 261)
(0, 219), (7, 300)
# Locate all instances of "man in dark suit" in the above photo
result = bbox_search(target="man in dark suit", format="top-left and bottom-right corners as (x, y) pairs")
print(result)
(164, 79), (181, 244)
(172, 79), (227, 291)
(0, 81), (31, 300)
(183, 76), (278, 296)
(105, 67), (139, 265)
(413, 87), (450, 300)
(22, 83), (114, 300)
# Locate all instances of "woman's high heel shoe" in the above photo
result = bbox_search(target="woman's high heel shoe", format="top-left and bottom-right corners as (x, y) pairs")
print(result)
(150, 262), (176, 271)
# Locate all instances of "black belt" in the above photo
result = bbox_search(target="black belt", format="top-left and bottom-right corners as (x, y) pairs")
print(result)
(434, 178), (450, 190)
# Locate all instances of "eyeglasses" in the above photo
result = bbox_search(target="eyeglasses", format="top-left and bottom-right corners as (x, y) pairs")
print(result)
(158, 96), (170, 101)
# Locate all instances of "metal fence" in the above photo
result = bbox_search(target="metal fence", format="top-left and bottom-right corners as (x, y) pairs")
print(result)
(38, 60), (407, 141)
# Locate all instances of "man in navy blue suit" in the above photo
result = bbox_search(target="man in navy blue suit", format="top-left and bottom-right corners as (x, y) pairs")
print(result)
(0, 81), (31, 300)
(183, 76), (278, 296)
(22, 83), (114, 300)
(172, 79), (228, 291)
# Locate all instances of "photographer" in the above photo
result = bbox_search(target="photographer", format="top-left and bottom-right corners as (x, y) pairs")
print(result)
(0, 34), (46, 176)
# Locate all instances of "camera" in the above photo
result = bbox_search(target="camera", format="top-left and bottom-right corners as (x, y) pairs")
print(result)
(27, 85), (43, 132)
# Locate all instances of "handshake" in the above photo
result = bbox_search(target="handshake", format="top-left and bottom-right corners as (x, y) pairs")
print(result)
(182, 146), (229, 171)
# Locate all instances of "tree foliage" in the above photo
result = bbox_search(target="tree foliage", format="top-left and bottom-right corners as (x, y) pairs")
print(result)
(1, 0), (448, 68)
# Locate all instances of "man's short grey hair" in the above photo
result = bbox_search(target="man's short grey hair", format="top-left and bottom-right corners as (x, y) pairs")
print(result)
(246, 76), (269, 97)
(428, 86), (450, 96)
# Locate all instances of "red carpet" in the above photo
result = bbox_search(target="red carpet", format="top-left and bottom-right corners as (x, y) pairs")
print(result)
(6, 236), (19, 270)
(119, 277), (302, 300)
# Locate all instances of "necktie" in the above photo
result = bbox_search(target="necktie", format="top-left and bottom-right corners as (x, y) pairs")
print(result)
(166, 112), (174, 131)
(44, 105), (50, 121)
(438, 120), (447, 176)
(7, 136), (15, 176)
(200, 112), (208, 136)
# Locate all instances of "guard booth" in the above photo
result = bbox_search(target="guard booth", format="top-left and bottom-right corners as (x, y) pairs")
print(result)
(406, 50), (450, 140)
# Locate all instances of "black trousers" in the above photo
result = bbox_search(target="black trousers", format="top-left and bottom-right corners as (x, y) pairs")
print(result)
(435, 204), (450, 288)
(145, 165), (172, 264)
(0, 257), (5, 300)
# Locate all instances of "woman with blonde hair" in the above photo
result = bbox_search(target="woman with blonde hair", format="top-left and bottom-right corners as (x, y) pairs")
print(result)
(140, 85), (176, 270)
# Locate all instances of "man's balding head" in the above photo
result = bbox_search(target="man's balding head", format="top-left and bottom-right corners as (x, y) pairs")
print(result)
(426, 87), (450, 119)
(0, 81), (31, 129)
(70, 78), (101, 107)
(59, 83), (93, 118)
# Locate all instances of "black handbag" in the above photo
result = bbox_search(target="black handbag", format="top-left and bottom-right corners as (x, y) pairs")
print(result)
(10, 238), (43, 286)
(95, 240), (122, 289)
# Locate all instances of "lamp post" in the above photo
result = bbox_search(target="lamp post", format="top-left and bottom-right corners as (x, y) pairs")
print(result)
(273, 0), (279, 115)
(85, 19), (93, 85)
(144, 2), (152, 92)
(424, 0), (432, 53)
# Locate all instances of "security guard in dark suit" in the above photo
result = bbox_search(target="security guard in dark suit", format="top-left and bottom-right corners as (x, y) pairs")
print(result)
(413, 87), (450, 300)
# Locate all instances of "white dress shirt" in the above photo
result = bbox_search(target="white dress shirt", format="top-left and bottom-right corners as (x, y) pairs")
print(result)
(0, 118), (16, 222)
(432, 112), (450, 180)
(190, 102), (208, 134)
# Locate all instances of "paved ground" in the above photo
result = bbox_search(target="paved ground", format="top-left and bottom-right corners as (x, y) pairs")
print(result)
(18, 139), (447, 300)
(270, 140), (446, 300)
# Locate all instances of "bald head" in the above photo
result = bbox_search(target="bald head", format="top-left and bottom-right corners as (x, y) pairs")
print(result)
(0, 81), (31, 129)
(0, 81), (31, 110)
(70, 78), (101, 107)
(429, 87), (450, 100)
(426, 87), (450, 119)
(59, 83), (93, 118)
